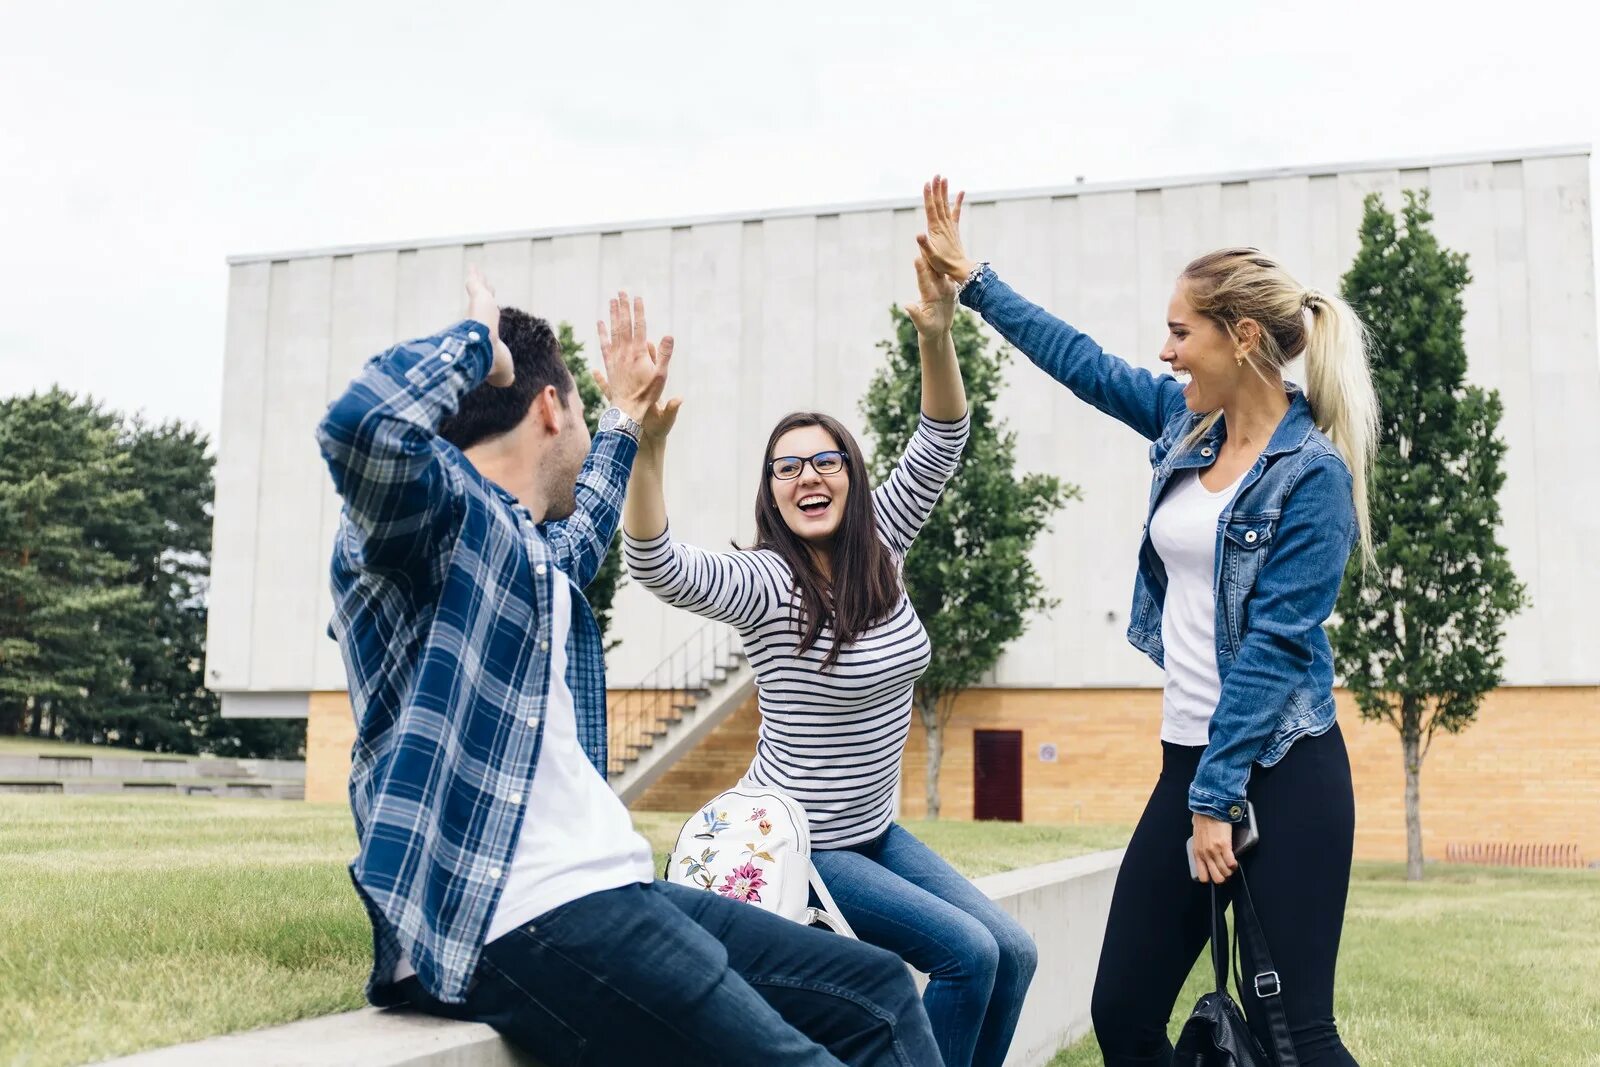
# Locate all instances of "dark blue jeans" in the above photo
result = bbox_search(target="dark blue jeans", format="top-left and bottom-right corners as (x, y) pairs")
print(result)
(811, 824), (1038, 1067)
(397, 879), (941, 1067)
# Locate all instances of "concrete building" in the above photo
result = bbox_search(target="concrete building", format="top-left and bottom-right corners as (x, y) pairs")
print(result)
(209, 146), (1600, 862)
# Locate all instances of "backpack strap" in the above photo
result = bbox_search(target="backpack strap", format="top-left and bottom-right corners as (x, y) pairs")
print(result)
(807, 861), (858, 940)
(1232, 868), (1300, 1067)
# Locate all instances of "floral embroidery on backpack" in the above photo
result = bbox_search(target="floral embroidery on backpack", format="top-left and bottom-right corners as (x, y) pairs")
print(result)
(747, 807), (773, 836)
(678, 847), (720, 890)
(717, 861), (766, 903)
(694, 808), (731, 839)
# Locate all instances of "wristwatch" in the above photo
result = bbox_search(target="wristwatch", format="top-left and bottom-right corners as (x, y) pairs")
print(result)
(597, 406), (643, 442)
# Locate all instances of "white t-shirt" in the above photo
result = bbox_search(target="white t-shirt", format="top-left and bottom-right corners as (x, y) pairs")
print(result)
(1149, 468), (1246, 747)
(396, 569), (653, 981)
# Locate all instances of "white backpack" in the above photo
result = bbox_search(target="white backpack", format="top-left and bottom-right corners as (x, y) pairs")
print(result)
(666, 783), (856, 938)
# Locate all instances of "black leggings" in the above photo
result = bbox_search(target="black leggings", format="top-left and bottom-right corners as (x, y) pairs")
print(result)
(1092, 725), (1359, 1066)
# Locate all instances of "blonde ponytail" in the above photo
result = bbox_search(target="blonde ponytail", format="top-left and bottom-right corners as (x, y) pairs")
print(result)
(1301, 289), (1378, 571)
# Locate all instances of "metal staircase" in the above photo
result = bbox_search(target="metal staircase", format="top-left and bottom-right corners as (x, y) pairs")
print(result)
(608, 620), (754, 804)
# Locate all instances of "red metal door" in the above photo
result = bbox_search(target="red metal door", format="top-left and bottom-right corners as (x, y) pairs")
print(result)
(973, 729), (1023, 822)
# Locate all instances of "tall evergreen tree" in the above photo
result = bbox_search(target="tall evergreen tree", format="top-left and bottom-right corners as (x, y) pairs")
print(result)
(0, 393), (300, 757)
(1334, 190), (1527, 880)
(0, 390), (143, 738)
(862, 307), (1075, 818)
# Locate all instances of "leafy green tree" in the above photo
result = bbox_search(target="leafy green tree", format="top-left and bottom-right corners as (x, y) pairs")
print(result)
(0, 393), (300, 757)
(0, 390), (143, 738)
(862, 307), (1076, 818)
(557, 322), (625, 650)
(97, 420), (300, 757)
(1334, 190), (1527, 880)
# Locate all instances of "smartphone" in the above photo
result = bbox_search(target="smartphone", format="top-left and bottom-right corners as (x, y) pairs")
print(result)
(1185, 800), (1259, 881)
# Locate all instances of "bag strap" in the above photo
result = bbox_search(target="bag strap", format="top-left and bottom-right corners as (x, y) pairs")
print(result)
(1231, 868), (1300, 1067)
(1208, 883), (1229, 993)
(807, 861), (858, 940)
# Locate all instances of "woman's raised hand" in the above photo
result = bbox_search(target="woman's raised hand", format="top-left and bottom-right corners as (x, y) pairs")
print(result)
(916, 175), (974, 283)
(904, 255), (959, 337)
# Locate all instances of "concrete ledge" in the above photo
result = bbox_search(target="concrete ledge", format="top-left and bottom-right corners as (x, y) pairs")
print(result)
(100, 1007), (540, 1067)
(99, 848), (1125, 1067)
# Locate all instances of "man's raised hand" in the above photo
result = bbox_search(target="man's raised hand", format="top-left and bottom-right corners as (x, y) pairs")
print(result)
(465, 266), (515, 387)
(595, 291), (674, 425)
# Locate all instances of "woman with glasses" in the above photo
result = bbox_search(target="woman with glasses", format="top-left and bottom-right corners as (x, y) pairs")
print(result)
(619, 183), (1036, 1067)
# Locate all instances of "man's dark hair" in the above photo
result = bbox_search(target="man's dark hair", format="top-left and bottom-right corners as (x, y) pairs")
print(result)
(440, 307), (576, 450)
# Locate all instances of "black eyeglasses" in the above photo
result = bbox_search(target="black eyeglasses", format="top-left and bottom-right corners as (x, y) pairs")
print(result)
(768, 450), (848, 481)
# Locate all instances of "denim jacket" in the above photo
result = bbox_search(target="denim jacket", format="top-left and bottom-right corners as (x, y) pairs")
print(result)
(961, 265), (1356, 823)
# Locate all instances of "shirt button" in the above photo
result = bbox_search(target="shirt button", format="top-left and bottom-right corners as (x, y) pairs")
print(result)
(1201, 447), (1214, 457)
(509, 793), (522, 805)
(540, 640), (550, 652)
(535, 564), (547, 577)
(489, 867), (503, 880)
(1229, 805), (1243, 819)
(439, 352), (453, 363)
(467, 331), (481, 343)
(1245, 531), (1258, 543)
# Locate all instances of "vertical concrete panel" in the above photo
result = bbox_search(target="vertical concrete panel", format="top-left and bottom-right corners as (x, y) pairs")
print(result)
(1489, 161), (1544, 683)
(251, 257), (334, 689)
(1046, 195), (1097, 687)
(1335, 169), (1402, 271)
(312, 251), (400, 691)
(735, 221), (768, 518)
(984, 197), (1058, 686)
(828, 210), (899, 429)
(1426, 164), (1501, 390)
(206, 261), (271, 690)
(472, 238), (535, 312)
(811, 214), (843, 407)
(1250, 175), (1312, 278)
(1522, 155), (1599, 683)
(755, 216), (818, 431)
(1220, 181), (1251, 246)
(1307, 174), (1343, 292)
(1071, 189), (1156, 687)
(394, 245), (465, 341)
(531, 233), (601, 351)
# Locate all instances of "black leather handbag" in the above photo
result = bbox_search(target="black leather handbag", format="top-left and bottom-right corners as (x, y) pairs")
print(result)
(1172, 869), (1300, 1067)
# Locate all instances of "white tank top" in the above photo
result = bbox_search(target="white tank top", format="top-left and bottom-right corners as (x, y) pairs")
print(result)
(1149, 468), (1246, 746)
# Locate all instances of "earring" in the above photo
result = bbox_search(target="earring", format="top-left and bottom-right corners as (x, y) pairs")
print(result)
(1235, 351), (1247, 367)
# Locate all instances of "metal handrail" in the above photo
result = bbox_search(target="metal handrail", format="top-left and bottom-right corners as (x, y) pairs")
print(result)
(607, 619), (744, 780)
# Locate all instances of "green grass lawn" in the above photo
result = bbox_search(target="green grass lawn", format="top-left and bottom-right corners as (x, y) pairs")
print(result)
(1048, 864), (1600, 1067)
(6, 796), (1595, 1067)
(0, 796), (1119, 1067)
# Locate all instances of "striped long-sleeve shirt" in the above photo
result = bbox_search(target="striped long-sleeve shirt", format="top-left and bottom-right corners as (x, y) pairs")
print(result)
(624, 413), (969, 849)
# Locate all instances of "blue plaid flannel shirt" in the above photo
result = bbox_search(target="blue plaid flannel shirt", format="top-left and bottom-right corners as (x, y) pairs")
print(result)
(316, 319), (636, 1006)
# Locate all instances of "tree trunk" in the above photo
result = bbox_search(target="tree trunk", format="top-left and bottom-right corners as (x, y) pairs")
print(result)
(1402, 698), (1425, 882)
(919, 693), (944, 820)
(29, 698), (44, 738)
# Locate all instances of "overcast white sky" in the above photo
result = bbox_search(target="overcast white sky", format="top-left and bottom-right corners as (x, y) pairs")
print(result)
(3, 0), (1596, 440)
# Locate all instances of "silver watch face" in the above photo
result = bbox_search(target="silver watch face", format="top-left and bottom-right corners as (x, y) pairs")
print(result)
(599, 408), (637, 437)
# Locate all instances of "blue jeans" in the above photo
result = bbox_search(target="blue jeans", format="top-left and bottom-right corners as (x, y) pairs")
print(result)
(396, 879), (939, 1066)
(812, 824), (1038, 1067)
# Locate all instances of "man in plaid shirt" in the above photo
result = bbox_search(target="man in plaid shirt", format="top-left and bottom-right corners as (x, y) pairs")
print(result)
(317, 268), (937, 1066)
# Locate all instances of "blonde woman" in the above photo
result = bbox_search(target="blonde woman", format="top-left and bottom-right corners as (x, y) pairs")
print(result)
(919, 177), (1370, 1065)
